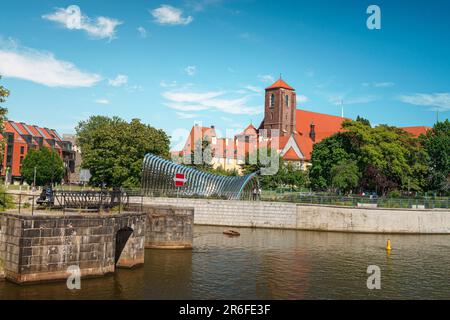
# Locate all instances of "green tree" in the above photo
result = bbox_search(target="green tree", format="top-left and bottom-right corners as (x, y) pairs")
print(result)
(330, 160), (360, 194)
(76, 116), (170, 188)
(0, 76), (10, 158)
(21, 148), (64, 186)
(420, 120), (450, 194)
(309, 134), (353, 190)
(356, 115), (371, 127)
(241, 148), (308, 190)
(309, 119), (429, 194)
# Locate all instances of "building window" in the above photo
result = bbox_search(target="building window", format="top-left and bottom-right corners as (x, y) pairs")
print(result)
(270, 94), (275, 108)
(20, 146), (25, 154)
(285, 95), (289, 108)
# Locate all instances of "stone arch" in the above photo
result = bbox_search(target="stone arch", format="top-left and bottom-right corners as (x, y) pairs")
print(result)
(114, 227), (134, 265)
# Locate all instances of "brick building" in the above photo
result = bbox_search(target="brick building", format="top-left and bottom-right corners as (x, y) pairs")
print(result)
(174, 78), (431, 172)
(0, 120), (76, 184)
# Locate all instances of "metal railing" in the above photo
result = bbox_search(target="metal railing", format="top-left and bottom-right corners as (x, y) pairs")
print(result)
(0, 190), (134, 215)
(124, 188), (450, 209)
(261, 193), (450, 209)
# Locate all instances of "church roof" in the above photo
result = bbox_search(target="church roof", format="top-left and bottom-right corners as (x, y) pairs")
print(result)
(265, 79), (294, 91)
(401, 126), (431, 137)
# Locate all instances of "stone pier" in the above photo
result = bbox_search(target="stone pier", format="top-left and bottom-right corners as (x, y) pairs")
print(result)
(141, 205), (194, 249)
(0, 211), (146, 284)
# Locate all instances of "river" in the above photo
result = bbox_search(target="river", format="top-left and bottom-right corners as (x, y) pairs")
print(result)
(1, 226), (449, 299)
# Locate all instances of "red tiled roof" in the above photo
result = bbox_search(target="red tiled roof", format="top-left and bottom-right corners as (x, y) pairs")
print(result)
(265, 79), (294, 91)
(401, 126), (431, 137)
(283, 147), (300, 161)
(292, 109), (347, 160)
(239, 124), (258, 136)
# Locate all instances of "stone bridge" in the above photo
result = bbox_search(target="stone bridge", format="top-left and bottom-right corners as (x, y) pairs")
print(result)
(0, 211), (149, 284)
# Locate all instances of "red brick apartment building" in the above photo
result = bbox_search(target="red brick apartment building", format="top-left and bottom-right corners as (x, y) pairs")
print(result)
(0, 120), (76, 184)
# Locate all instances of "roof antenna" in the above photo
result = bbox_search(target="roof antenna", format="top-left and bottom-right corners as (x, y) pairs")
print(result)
(279, 73), (282, 80)
(341, 99), (344, 118)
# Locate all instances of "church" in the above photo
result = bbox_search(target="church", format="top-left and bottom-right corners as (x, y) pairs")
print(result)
(174, 78), (429, 172)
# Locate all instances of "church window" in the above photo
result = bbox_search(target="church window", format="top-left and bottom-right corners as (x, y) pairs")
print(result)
(270, 94), (275, 108)
(285, 95), (289, 108)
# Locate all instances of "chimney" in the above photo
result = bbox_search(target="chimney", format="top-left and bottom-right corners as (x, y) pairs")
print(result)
(309, 122), (316, 142)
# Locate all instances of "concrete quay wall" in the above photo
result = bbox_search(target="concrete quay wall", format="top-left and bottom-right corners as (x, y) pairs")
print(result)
(139, 197), (450, 234)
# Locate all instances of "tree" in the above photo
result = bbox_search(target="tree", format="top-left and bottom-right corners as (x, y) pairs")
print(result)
(356, 115), (371, 127)
(330, 160), (360, 194)
(420, 120), (450, 194)
(76, 116), (170, 188)
(309, 119), (429, 194)
(21, 148), (64, 186)
(241, 148), (308, 190)
(309, 134), (353, 190)
(0, 76), (10, 158)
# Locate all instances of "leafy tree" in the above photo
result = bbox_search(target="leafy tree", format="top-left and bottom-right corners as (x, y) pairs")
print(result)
(356, 115), (371, 127)
(309, 134), (353, 190)
(310, 120), (429, 194)
(330, 160), (360, 194)
(420, 120), (450, 193)
(188, 138), (214, 172)
(0, 76), (10, 158)
(76, 116), (170, 188)
(21, 148), (64, 186)
(241, 148), (308, 190)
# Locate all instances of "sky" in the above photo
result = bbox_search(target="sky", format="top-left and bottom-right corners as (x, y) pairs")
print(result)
(0, 0), (449, 149)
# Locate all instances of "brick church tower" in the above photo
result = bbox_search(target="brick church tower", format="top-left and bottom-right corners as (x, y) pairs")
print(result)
(261, 78), (297, 137)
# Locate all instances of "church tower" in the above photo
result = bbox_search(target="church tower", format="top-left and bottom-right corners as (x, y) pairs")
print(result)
(262, 78), (297, 137)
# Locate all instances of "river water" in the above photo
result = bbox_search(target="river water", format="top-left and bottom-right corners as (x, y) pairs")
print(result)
(1, 226), (449, 300)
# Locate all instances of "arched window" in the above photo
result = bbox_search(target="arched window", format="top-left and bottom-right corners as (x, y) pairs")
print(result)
(270, 94), (275, 108)
(285, 94), (289, 108)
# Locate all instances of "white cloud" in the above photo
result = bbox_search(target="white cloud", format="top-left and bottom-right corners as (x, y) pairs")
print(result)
(126, 84), (144, 93)
(94, 98), (109, 104)
(184, 65), (197, 76)
(42, 5), (122, 40)
(362, 82), (395, 88)
(108, 74), (128, 87)
(297, 95), (308, 103)
(244, 85), (262, 93)
(160, 80), (178, 88)
(0, 40), (101, 88)
(176, 112), (200, 119)
(151, 5), (193, 25)
(137, 26), (147, 38)
(258, 74), (275, 83)
(398, 93), (450, 111)
(163, 90), (261, 115)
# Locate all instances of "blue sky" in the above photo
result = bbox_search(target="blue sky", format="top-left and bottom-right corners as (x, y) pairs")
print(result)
(1, 0), (449, 148)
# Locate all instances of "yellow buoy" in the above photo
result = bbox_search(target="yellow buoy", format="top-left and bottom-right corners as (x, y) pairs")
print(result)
(386, 239), (392, 251)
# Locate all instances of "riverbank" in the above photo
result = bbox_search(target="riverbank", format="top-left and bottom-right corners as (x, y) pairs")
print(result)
(139, 197), (450, 234)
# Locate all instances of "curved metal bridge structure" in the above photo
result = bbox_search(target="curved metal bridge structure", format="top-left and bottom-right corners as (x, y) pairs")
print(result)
(141, 153), (259, 200)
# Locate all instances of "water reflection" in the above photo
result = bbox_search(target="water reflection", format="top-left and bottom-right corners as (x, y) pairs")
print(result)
(1, 226), (449, 299)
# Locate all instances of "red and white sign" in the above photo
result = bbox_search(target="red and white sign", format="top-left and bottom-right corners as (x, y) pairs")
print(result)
(174, 173), (187, 187)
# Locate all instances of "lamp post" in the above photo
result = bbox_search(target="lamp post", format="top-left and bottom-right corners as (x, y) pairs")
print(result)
(33, 166), (37, 188)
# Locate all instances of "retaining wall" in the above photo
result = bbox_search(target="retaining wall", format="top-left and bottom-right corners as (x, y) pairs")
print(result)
(139, 197), (450, 234)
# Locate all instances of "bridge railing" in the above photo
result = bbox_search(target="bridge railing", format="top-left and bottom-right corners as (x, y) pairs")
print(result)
(0, 190), (134, 215)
